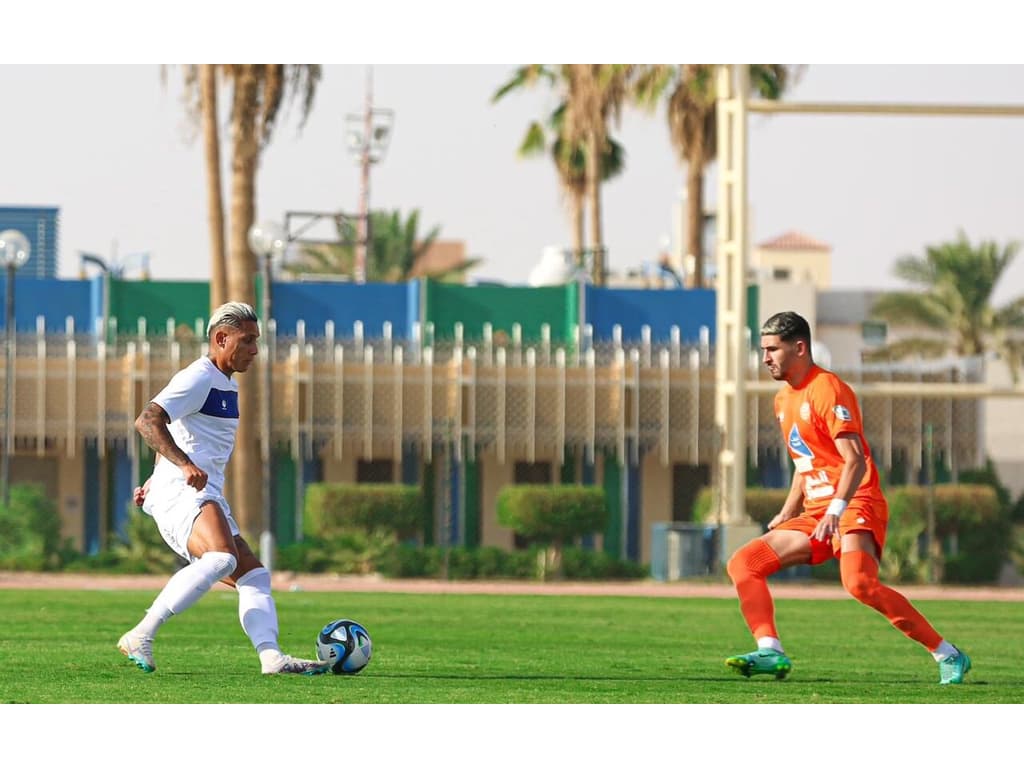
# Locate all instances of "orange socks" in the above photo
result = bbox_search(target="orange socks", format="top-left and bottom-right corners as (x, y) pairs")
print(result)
(840, 549), (943, 652)
(727, 539), (783, 641)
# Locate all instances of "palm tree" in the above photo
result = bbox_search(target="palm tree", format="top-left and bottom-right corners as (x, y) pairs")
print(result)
(562, 64), (634, 285)
(179, 65), (228, 307)
(633, 64), (800, 288)
(178, 64), (321, 536)
(869, 231), (1024, 380)
(286, 209), (475, 283)
(493, 65), (630, 285)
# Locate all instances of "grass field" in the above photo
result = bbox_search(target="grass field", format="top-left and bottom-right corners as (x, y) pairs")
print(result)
(1, 588), (1021, 704)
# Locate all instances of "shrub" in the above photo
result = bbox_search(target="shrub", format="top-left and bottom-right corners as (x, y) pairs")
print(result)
(304, 483), (425, 539)
(0, 483), (68, 571)
(561, 547), (648, 580)
(690, 483), (1011, 584)
(373, 543), (644, 581)
(277, 529), (398, 575)
(691, 487), (786, 527)
(886, 484), (1009, 584)
(496, 484), (607, 580)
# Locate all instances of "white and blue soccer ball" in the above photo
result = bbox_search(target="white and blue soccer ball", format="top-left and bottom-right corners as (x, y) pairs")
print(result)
(316, 619), (373, 675)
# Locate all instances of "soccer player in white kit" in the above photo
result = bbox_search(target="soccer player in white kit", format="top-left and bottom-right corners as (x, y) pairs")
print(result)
(117, 301), (330, 675)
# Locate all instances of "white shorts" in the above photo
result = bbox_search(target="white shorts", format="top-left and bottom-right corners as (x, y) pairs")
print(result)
(141, 477), (240, 563)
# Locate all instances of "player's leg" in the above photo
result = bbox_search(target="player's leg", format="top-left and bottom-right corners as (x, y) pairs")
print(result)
(118, 501), (238, 672)
(839, 532), (970, 684)
(724, 528), (809, 678)
(225, 536), (329, 676)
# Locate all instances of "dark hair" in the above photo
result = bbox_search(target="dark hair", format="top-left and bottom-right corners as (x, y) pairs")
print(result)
(760, 311), (812, 345)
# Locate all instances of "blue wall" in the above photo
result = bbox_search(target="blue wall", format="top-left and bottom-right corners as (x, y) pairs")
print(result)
(271, 280), (420, 339)
(0, 275), (91, 332)
(0, 278), (731, 345)
(586, 287), (715, 343)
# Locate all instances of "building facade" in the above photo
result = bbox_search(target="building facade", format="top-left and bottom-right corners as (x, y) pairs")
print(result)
(0, 206), (60, 278)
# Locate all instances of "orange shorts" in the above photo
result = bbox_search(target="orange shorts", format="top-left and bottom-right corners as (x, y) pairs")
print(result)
(773, 500), (888, 564)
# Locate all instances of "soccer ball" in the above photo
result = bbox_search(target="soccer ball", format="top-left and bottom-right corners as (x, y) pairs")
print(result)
(316, 619), (373, 675)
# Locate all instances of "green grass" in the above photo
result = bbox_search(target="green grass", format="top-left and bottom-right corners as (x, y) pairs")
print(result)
(0, 588), (1021, 704)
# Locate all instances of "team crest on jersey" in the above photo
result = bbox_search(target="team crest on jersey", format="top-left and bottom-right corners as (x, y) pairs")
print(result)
(833, 404), (851, 421)
(799, 402), (811, 421)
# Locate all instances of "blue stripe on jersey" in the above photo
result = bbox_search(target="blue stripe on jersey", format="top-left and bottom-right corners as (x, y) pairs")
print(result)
(199, 388), (239, 418)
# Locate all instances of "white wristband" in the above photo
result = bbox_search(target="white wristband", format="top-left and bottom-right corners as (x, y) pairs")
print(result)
(826, 498), (848, 517)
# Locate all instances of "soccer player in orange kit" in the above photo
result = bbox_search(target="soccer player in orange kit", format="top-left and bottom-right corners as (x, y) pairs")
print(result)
(724, 311), (971, 684)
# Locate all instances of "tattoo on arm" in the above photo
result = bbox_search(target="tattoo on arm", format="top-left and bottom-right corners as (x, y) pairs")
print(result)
(135, 403), (192, 468)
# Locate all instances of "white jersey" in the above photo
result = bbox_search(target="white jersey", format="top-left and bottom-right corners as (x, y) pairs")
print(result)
(147, 356), (239, 499)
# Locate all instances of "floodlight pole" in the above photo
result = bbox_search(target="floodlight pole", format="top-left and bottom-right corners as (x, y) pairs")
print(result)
(347, 66), (394, 285)
(247, 221), (287, 571)
(2, 261), (15, 507)
(355, 67), (373, 285)
(0, 229), (30, 509)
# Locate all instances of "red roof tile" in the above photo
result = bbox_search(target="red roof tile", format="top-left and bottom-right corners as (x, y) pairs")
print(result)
(757, 230), (831, 250)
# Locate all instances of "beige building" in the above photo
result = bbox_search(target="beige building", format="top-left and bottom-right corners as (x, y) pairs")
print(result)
(752, 230), (832, 290)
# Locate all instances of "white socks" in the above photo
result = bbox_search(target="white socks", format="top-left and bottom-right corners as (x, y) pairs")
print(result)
(932, 640), (958, 662)
(135, 551), (238, 637)
(757, 636), (785, 653)
(236, 567), (282, 661)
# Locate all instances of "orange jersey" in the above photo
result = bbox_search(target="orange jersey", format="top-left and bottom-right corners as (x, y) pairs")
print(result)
(774, 365), (886, 514)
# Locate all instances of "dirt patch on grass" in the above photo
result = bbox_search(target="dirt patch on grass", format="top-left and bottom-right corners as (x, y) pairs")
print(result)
(2, 571), (1022, 601)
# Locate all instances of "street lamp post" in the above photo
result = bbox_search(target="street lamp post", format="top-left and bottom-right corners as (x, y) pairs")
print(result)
(246, 220), (287, 571)
(346, 66), (394, 284)
(0, 229), (30, 508)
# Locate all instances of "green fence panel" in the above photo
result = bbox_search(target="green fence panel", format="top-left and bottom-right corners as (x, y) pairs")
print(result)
(602, 453), (622, 558)
(273, 452), (297, 546)
(463, 454), (481, 548)
(425, 280), (577, 343)
(109, 279), (211, 337)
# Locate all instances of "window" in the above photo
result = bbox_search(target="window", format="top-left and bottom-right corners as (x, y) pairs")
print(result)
(772, 267), (791, 280)
(356, 459), (394, 483)
(861, 321), (887, 346)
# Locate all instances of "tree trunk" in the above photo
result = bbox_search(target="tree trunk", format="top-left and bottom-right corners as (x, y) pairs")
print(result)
(585, 131), (604, 286)
(200, 64), (227, 309)
(570, 191), (585, 270)
(686, 147), (705, 289)
(226, 65), (262, 539)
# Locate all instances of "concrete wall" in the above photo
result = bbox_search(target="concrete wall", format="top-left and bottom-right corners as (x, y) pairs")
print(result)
(984, 358), (1024, 499)
(639, 452), (673, 566)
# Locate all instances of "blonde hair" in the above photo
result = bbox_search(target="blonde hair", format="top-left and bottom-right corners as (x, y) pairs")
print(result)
(206, 301), (258, 339)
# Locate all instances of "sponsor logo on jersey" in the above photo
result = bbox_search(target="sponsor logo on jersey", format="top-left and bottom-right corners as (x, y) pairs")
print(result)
(788, 424), (814, 458)
(833, 405), (852, 421)
(799, 402), (811, 421)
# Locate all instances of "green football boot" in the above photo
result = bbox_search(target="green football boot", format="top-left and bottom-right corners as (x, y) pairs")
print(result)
(938, 648), (971, 685)
(725, 649), (792, 680)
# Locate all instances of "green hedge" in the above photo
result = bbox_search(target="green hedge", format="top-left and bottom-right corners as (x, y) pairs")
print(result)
(373, 543), (647, 581)
(495, 485), (607, 542)
(886, 485), (1009, 584)
(690, 483), (1012, 584)
(692, 487), (788, 527)
(0, 483), (67, 570)
(303, 483), (425, 539)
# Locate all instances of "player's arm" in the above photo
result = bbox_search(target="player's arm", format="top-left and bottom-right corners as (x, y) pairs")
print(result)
(767, 467), (805, 530)
(134, 402), (208, 491)
(811, 432), (867, 541)
(831, 433), (867, 503)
